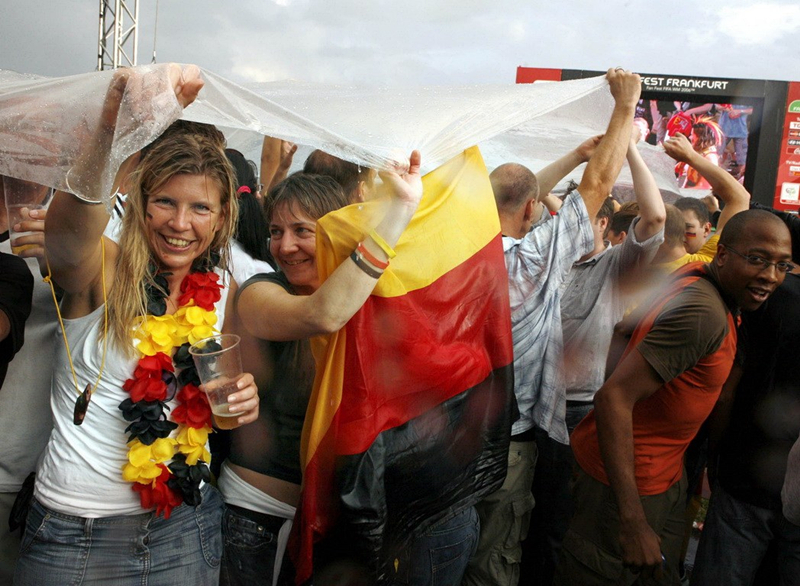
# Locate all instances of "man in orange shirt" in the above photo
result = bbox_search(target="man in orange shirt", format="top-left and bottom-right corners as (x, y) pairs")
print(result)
(554, 209), (793, 585)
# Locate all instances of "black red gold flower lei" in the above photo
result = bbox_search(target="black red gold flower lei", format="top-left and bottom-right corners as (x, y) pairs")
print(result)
(119, 267), (223, 518)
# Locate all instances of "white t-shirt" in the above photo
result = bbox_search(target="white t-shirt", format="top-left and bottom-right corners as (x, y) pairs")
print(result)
(229, 239), (274, 287)
(35, 273), (230, 517)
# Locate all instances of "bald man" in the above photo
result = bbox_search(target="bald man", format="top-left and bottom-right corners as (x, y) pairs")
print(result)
(464, 68), (643, 586)
(558, 210), (793, 585)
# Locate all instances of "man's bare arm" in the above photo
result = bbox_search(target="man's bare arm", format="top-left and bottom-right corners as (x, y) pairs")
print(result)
(594, 348), (665, 577)
(536, 135), (603, 198)
(627, 131), (666, 241)
(578, 69), (642, 219)
(260, 136), (297, 193)
(663, 133), (750, 233)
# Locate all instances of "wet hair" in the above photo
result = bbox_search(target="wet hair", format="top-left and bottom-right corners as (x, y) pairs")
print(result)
(719, 209), (788, 251)
(563, 179), (579, 199)
(596, 197), (615, 223)
(110, 120), (238, 352)
(663, 204), (686, 248)
(674, 197), (711, 226)
(225, 148), (258, 194)
(489, 163), (539, 213)
(225, 149), (272, 265)
(607, 208), (638, 237)
(265, 172), (350, 224)
(303, 150), (374, 201)
(140, 119), (226, 158)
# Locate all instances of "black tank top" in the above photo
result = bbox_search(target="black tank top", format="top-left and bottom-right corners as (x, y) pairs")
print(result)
(228, 271), (315, 484)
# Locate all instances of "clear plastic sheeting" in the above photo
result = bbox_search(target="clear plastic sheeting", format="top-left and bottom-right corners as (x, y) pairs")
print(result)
(193, 72), (615, 174)
(0, 64), (680, 206)
(615, 142), (685, 204)
(0, 65), (182, 205)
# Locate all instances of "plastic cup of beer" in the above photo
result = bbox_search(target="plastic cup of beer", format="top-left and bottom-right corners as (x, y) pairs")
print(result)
(188, 334), (243, 430)
(3, 177), (51, 255)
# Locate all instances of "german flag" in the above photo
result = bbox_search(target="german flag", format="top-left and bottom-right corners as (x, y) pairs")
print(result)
(289, 146), (515, 584)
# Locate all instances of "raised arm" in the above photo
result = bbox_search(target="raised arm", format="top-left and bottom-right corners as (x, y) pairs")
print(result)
(45, 193), (115, 298)
(540, 192), (563, 214)
(536, 135), (603, 197)
(45, 65), (204, 300)
(683, 103), (713, 117)
(237, 151), (423, 342)
(626, 130), (666, 241)
(578, 69), (642, 219)
(260, 136), (297, 193)
(663, 132), (750, 232)
(594, 348), (665, 577)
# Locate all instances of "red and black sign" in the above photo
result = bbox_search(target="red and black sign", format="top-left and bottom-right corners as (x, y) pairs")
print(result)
(775, 82), (800, 210)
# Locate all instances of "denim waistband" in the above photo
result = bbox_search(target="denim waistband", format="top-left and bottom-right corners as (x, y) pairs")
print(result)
(32, 483), (212, 525)
(226, 504), (287, 534)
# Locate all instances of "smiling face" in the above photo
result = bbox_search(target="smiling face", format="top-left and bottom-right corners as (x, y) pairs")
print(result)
(269, 202), (319, 294)
(145, 174), (225, 275)
(716, 220), (793, 312)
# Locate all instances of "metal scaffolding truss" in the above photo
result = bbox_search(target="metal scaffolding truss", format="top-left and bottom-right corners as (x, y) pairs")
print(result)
(97, 0), (140, 70)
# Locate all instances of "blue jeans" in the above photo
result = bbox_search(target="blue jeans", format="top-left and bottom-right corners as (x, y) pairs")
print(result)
(220, 506), (293, 586)
(691, 483), (800, 586)
(14, 484), (223, 586)
(391, 506), (480, 586)
(565, 403), (594, 435)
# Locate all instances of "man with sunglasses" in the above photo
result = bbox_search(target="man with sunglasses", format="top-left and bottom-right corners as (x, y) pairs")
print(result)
(555, 209), (793, 585)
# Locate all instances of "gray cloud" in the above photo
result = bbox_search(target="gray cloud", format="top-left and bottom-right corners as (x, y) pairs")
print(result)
(1, 0), (799, 83)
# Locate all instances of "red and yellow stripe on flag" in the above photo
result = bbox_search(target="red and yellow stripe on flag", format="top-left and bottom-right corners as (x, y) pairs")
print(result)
(289, 146), (515, 583)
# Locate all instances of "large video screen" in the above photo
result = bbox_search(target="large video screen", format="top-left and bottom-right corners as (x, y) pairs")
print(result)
(635, 98), (755, 191)
(518, 68), (785, 207)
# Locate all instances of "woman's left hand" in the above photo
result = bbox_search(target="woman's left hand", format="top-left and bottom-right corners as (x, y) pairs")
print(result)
(225, 372), (259, 427)
(379, 150), (423, 210)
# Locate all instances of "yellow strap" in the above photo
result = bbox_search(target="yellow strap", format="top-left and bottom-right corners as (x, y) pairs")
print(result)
(45, 238), (109, 399)
(368, 229), (396, 259)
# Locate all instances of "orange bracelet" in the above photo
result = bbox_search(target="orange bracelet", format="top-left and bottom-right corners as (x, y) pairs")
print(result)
(357, 241), (389, 270)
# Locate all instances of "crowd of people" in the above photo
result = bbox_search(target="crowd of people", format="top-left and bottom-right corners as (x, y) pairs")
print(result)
(635, 99), (752, 188)
(0, 65), (798, 586)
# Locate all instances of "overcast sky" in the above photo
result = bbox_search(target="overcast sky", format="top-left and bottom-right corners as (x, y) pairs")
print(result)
(2, 0), (799, 85)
